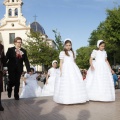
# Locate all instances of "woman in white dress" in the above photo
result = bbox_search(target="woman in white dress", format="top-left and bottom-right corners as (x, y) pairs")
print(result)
(20, 68), (41, 98)
(41, 60), (58, 96)
(53, 38), (88, 104)
(86, 40), (115, 102)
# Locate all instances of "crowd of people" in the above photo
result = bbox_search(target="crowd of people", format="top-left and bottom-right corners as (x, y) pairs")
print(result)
(0, 37), (117, 111)
(112, 69), (120, 89)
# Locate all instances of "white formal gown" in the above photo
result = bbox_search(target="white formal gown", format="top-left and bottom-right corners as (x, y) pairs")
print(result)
(86, 50), (115, 101)
(53, 51), (88, 104)
(20, 73), (41, 98)
(41, 67), (58, 96)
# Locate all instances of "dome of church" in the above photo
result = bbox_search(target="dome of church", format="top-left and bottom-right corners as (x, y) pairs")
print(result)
(30, 21), (46, 34)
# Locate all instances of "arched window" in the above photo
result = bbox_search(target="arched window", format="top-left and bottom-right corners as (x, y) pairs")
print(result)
(8, 9), (12, 16)
(15, 8), (18, 16)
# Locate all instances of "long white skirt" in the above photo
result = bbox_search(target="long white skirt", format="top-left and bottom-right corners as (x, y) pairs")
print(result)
(86, 61), (115, 101)
(53, 62), (88, 104)
(20, 80), (41, 98)
(41, 76), (56, 96)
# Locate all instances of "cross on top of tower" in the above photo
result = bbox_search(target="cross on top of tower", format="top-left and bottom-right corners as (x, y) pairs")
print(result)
(33, 15), (37, 22)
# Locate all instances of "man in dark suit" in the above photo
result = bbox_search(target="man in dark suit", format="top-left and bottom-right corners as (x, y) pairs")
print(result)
(6, 37), (31, 100)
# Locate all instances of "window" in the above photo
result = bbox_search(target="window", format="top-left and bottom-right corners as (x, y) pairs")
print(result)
(15, 8), (18, 16)
(9, 33), (15, 44)
(12, 0), (14, 2)
(8, 9), (12, 16)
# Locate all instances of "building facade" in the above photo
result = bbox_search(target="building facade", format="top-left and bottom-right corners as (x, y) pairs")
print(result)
(0, 0), (56, 53)
(0, 0), (30, 53)
(0, 0), (56, 71)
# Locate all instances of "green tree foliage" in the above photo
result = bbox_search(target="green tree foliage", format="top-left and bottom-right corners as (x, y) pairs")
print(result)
(104, 7), (120, 65)
(89, 22), (106, 46)
(76, 6), (120, 68)
(89, 6), (120, 65)
(76, 46), (96, 69)
(23, 30), (58, 70)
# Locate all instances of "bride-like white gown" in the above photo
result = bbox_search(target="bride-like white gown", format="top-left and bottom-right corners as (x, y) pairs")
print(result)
(41, 67), (58, 96)
(86, 50), (115, 101)
(20, 73), (41, 98)
(53, 51), (88, 104)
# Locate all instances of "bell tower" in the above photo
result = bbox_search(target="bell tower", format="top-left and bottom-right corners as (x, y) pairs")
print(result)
(0, 0), (30, 53)
(4, 0), (23, 18)
(1, 0), (27, 26)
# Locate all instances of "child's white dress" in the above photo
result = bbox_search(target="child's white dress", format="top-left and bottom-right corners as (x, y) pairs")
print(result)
(20, 73), (41, 98)
(41, 67), (58, 96)
(53, 51), (88, 104)
(86, 50), (115, 101)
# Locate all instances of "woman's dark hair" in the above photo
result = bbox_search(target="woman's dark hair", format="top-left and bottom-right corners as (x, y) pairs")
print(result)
(64, 40), (75, 58)
(99, 41), (105, 46)
(14, 37), (22, 43)
(96, 41), (105, 50)
(53, 62), (58, 65)
(30, 68), (34, 72)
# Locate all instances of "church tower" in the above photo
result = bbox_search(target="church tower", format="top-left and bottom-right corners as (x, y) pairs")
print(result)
(0, 0), (30, 52)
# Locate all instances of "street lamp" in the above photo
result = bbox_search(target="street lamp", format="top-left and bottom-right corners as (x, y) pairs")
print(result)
(39, 48), (43, 72)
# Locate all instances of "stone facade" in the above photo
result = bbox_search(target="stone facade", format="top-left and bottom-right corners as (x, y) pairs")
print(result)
(0, 0), (56, 53)
(0, 0), (56, 71)
(0, 0), (30, 53)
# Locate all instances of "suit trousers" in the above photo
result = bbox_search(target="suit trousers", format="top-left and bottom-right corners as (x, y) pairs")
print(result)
(8, 67), (22, 98)
(0, 72), (3, 92)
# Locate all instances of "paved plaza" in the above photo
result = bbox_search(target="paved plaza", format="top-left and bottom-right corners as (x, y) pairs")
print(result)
(0, 81), (120, 120)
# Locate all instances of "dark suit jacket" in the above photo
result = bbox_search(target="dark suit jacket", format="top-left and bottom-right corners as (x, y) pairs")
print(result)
(0, 44), (6, 92)
(0, 44), (6, 71)
(6, 47), (30, 73)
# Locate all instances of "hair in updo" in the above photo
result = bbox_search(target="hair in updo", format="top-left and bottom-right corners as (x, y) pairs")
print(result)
(64, 40), (75, 58)
(30, 68), (34, 72)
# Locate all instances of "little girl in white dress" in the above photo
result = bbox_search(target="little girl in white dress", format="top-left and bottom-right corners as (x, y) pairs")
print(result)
(41, 60), (58, 96)
(86, 40), (115, 101)
(54, 38), (88, 104)
(20, 68), (41, 98)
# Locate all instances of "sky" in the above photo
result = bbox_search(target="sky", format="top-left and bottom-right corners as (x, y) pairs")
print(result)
(0, 0), (120, 50)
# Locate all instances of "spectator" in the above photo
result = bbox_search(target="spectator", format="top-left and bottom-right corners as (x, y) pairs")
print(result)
(112, 70), (118, 88)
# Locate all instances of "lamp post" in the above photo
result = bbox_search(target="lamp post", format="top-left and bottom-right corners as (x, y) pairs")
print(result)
(41, 35), (46, 71)
(39, 48), (43, 72)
